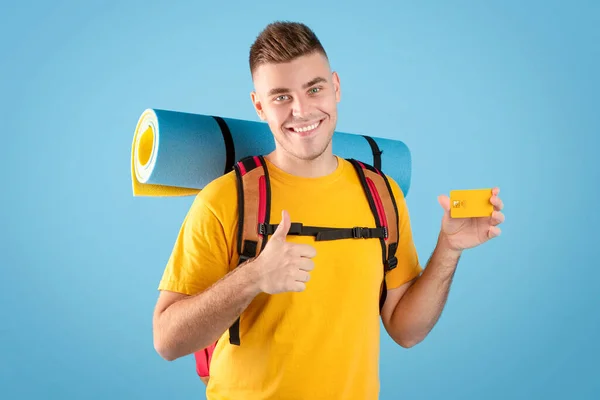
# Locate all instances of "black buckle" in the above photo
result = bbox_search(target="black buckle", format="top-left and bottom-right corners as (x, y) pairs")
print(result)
(352, 227), (371, 239)
(385, 256), (398, 271)
(289, 223), (303, 235)
(258, 223), (267, 235)
(238, 254), (251, 265)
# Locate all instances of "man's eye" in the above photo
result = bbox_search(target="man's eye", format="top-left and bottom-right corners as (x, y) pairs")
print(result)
(309, 87), (320, 94)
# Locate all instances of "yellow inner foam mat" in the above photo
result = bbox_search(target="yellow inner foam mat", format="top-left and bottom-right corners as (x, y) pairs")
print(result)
(130, 115), (201, 197)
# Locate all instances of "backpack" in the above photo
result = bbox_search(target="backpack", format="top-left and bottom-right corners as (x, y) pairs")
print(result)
(194, 149), (401, 381)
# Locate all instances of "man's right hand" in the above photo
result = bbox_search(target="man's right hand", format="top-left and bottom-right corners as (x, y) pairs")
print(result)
(250, 210), (317, 294)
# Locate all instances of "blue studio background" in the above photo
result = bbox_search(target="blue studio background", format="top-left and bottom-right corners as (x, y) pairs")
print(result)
(2, 1), (599, 399)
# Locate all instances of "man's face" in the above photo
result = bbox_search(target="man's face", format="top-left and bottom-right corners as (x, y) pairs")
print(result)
(250, 51), (341, 161)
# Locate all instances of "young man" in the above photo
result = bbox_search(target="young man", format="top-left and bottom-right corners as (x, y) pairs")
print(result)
(152, 21), (505, 399)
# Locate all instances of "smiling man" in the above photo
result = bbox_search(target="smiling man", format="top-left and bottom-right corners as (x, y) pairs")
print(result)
(152, 21), (505, 399)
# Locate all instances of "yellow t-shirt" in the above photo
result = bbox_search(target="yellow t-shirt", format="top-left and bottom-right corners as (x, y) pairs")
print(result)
(159, 156), (423, 399)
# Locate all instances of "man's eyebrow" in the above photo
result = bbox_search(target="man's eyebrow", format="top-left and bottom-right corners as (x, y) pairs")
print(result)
(267, 87), (290, 96)
(303, 76), (327, 88)
(267, 76), (328, 97)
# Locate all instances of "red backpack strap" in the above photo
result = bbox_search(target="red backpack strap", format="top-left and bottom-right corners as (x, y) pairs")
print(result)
(228, 155), (271, 345)
(347, 159), (400, 312)
(194, 341), (216, 379)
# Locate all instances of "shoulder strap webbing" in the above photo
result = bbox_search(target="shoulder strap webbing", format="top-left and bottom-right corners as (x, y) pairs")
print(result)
(229, 155), (271, 345)
(211, 116), (236, 174)
(362, 135), (383, 170)
(257, 222), (387, 241)
(347, 159), (400, 312)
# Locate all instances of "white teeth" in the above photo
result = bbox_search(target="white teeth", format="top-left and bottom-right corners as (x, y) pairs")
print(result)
(292, 121), (319, 132)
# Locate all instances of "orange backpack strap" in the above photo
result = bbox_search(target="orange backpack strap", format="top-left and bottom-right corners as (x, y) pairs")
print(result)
(347, 159), (400, 312)
(228, 155), (271, 345)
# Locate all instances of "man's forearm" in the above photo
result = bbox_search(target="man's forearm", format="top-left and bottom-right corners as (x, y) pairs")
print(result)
(390, 232), (462, 347)
(154, 261), (261, 361)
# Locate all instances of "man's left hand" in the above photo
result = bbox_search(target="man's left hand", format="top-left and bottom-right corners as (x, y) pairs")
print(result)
(437, 187), (505, 252)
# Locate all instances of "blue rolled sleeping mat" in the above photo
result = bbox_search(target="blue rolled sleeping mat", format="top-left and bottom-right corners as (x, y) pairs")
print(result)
(130, 108), (412, 197)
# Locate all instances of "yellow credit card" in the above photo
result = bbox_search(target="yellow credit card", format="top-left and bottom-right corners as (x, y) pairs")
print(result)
(450, 188), (494, 218)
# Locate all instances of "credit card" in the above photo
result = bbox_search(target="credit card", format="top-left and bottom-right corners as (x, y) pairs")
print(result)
(449, 188), (494, 218)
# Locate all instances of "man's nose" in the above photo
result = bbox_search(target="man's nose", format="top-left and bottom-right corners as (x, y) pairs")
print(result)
(291, 96), (310, 118)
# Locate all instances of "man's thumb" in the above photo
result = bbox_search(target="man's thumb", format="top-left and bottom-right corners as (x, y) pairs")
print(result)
(438, 195), (451, 217)
(273, 210), (291, 239)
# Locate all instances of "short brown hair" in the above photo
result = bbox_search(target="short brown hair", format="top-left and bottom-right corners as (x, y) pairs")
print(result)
(249, 21), (328, 76)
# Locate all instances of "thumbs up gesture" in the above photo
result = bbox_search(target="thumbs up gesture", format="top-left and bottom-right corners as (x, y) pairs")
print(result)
(251, 210), (317, 294)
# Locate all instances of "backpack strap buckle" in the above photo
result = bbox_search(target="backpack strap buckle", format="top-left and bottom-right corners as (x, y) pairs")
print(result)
(352, 227), (372, 239)
(385, 256), (398, 271)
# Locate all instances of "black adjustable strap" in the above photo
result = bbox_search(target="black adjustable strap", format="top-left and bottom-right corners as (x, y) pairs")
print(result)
(385, 243), (398, 272)
(237, 240), (258, 266)
(316, 227), (387, 241)
(362, 136), (382, 171)
(228, 240), (258, 346)
(229, 319), (241, 346)
(379, 279), (388, 311)
(258, 223), (387, 241)
(213, 116), (236, 174)
(379, 245), (398, 312)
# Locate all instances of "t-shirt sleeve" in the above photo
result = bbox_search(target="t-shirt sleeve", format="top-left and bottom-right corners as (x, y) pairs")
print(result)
(158, 192), (232, 296)
(384, 177), (423, 289)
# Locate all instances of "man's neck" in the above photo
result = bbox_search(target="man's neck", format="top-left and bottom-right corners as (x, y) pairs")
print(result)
(266, 150), (338, 178)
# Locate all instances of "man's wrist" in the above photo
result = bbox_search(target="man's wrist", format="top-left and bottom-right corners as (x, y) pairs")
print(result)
(426, 232), (462, 281)
(238, 258), (264, 297)
(436, 232), (463, 260)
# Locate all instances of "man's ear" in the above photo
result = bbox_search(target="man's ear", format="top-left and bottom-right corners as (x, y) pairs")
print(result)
(250, 91), (266, 120)
(332, 71), (341, 103)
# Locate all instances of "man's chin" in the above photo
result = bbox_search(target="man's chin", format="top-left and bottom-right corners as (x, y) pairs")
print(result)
(273, 131), (333, 161)
(290, 145), (331, 161)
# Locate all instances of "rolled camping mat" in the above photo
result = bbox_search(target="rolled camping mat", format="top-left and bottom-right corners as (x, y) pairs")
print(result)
(131, 108), (412, 197)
